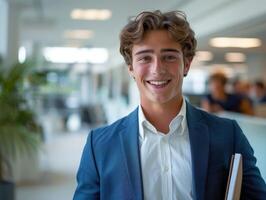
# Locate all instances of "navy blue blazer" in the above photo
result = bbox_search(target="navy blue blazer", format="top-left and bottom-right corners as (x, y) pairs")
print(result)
(73, 102), (266, 200)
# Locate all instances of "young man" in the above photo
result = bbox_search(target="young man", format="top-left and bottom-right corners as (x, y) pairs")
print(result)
(73, 10), (266, 200)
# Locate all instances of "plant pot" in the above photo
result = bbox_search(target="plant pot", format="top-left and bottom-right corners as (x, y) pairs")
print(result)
(12, 149), (41, 183)
(0, 181), (15, 200)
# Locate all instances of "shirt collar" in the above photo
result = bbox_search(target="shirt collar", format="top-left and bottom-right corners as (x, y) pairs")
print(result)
(138, 97), (187, 139)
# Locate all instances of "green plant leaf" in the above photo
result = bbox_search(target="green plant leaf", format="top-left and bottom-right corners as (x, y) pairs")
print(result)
(0, 61), (42, 181)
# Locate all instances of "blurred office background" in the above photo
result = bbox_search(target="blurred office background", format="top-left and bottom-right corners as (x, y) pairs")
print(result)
(0, 0), (266, 199)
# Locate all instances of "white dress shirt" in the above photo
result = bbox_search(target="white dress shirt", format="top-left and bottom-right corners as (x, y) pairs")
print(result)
(138, 99), (193, 200)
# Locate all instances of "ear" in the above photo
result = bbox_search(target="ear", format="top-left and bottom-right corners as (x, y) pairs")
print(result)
(128, 65), (134, 78)
(183, 58), (192, 77)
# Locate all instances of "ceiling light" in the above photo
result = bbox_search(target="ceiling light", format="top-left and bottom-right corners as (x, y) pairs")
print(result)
(209, 37), (261, 48)
(195, 51), (213, 61)
(71, 9), (112, 20)
(225, 52), (246, 62)
(64, 30), (93, 39)
(43, 47), (109, 64)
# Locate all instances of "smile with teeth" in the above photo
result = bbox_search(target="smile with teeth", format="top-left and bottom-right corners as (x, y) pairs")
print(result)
(147, 80), (171, 87)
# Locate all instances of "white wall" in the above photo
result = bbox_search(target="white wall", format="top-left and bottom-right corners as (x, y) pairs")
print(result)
(247, 53), (266, 82)
(0, 0), (8, 59)
(6, 2), (19, 66)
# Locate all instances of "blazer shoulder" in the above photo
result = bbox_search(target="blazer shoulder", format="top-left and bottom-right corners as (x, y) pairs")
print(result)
(190, 105), (239, 136)
(92, 116), (125, 140)
(90, 108), (138, 145)
(189, 105), (235, 125)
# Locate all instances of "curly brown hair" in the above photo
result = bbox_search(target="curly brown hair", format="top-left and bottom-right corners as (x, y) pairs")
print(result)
(119, 10), (197, 65)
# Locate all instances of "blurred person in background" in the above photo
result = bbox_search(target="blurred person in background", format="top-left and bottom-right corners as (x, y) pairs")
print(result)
(232, 78), (251, 97)
(251, 80), (266, 104)
(201, 72), (253, 115)
(251, 80), (266, 118)
(232, 78), (254, 113)
(74, 10), (266, 200)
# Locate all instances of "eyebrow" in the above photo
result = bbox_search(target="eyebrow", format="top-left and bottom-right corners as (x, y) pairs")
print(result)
(161, 48), (182, 54)
(134, 48), (181, 55)
(134, 49), (153, 55)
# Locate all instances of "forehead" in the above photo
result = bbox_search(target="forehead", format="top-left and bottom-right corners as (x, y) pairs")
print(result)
(132, 30), (182, 54)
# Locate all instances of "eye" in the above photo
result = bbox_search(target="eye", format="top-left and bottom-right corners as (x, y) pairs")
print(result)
(163, 54), (179, 62)
(137, 55), (152, 63)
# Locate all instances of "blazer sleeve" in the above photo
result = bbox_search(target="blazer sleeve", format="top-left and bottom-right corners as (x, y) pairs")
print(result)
(73, 131), (100, 200)
(233, 120), (266, 199)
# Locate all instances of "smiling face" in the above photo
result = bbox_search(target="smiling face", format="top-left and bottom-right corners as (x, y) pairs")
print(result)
(129, 30), (191, 108)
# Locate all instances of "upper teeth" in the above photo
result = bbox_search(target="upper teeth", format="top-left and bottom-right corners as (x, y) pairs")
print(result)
(149, 80), (168, 85)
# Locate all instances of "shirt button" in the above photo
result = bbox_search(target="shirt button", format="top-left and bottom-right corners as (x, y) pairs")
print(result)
(164, 166), (169, 172)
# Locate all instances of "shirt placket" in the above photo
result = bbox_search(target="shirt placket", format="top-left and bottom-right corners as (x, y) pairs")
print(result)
(161, 135), (173, 200)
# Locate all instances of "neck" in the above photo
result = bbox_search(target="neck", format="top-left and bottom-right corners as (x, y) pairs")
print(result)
(141, 97), (183, 134)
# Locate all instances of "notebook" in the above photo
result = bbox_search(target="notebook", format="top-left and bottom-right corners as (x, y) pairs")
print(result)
(225, 153), (243, 200)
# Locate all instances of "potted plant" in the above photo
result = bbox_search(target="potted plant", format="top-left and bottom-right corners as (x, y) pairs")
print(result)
(0, 61), (42, 200)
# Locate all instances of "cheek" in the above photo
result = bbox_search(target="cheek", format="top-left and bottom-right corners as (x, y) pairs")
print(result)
(134, 65), (148, 78)
(169, 64), (183, 77)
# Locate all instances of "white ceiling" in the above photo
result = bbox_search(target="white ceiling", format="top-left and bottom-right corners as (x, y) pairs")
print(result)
(8, 0), (266, 66)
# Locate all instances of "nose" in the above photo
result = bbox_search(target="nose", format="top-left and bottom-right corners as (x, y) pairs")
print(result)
(151, 56), (166, 74)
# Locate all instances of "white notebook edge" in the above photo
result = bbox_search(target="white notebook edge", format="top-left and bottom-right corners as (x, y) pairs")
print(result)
(225, 153), (243, 200)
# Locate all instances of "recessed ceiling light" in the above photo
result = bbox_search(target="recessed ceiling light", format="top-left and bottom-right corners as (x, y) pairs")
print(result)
(71, 9), (112, 20)
(225, 52), (246, 62)
(64, 30), (93, 39)
(195, 51), (213, 61)
(43, 47), (109, 64)
(209, 37), (261, 48)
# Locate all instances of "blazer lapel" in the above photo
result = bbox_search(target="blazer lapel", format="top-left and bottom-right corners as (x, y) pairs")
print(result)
(187, 103), (210, 200)
(119, 108), (143, 200)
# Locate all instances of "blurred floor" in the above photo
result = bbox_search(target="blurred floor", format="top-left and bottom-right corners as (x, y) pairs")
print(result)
(16, 130), (88, 200)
